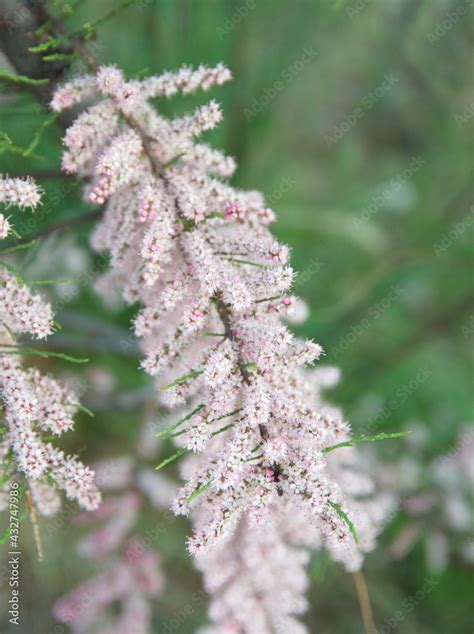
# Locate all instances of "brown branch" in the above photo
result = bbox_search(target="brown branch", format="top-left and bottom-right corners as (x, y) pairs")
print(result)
(26, 488), (44, 562)
(7, 208), (102, 247)
(214, 295), (252, 385)
(38, 3), (166, 178)
(352, 569), (376, 634)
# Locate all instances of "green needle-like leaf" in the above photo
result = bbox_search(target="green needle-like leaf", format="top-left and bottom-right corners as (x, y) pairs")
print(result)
(186, 481), (212, 503)
(0, 240), (36, 256)
(0, 70), (49, 86)
(156, 404), (205, 438)
(0, 345), (88, 363)
(28, 279), (72, 286)
(65, 402), (94, 417)
(155, 447), (189, 471)
(329, 501), (359, 544)
(23, 112), (59, 158)
(323, 431), (410, 454)
(0, 261), (25, 285)
(159, 368), (203, 391)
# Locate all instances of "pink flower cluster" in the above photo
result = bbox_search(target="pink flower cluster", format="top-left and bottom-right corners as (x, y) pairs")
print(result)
(51, 62), (389, 549)
(0, 175), (43, 238)
(51, 63), (391, 629)
(0, 270), (54, 339)
(197, 511), (312, 634)
(53, 453), (171, 634)
(0, 174), (42, 210)
(189, 368), (393, 633)
(54, 539), (162, 634)
(0, 179), (100, 514)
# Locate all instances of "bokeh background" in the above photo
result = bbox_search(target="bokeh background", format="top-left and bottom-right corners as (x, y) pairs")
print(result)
(1, 0), (473, 632)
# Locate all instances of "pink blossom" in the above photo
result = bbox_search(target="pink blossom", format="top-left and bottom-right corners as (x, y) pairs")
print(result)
(0, 175), (42, 210)
(52, 65), (393, 630)
(0, 182), (100, 515)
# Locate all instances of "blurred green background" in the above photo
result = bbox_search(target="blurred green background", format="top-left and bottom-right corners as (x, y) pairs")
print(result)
(1, 0), (473, 632)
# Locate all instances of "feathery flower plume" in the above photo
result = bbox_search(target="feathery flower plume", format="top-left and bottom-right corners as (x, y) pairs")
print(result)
(54, 538), (163, 634)
(51, 62), (391, 561)
(0, 178), (100, 514)
(0, 175), (43, 239)
(53, 452), (170, 634)
(0, 175), (43, 211)
(192, 368), (393, 633)
(0, 214), (11, 239)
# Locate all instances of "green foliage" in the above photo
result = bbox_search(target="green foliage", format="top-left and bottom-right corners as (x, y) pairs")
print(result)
(42, 52), (77, 62)
(156, 447), (189, 471)
(329, 501), (359, 544)
(0, 344), (88, 363)
(186, 481), (212, 504)
(22, 113), (59, 158)
(323, 431), (411, 453)
(0, 260), (26, 284)
(159, 368), (203, 391)
(0, 70), (49, 86)
(156, 404), (205, 438)
(29, 37), (64, 54)
(0, 240), (36, 255)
